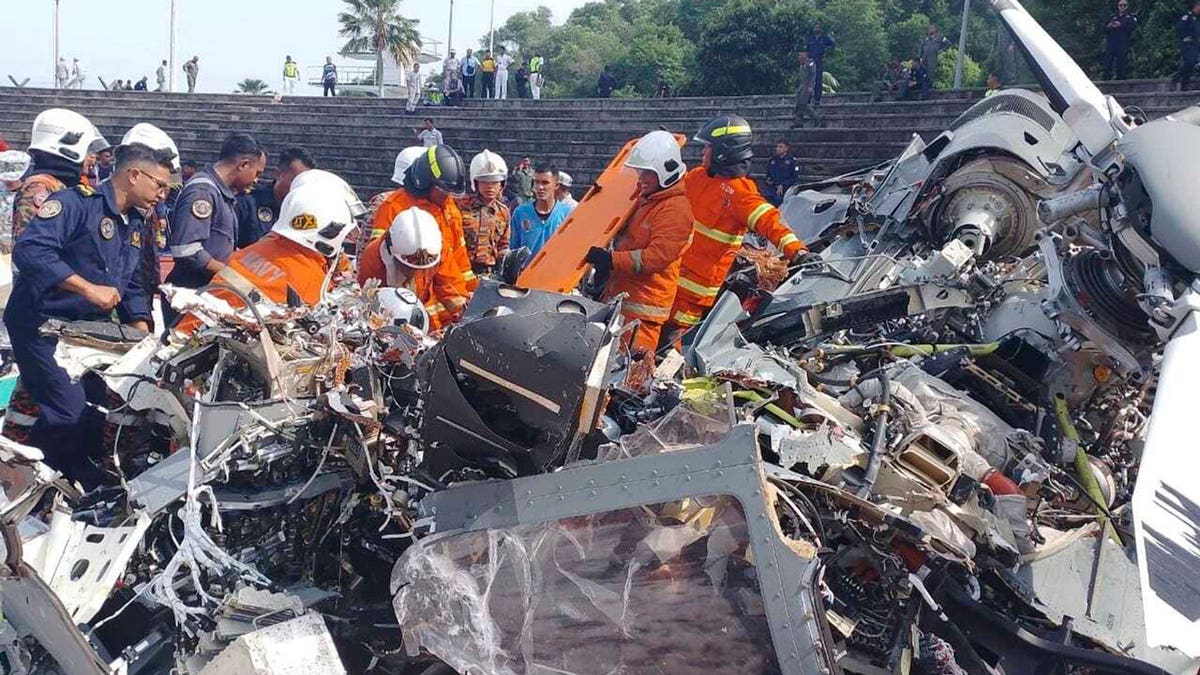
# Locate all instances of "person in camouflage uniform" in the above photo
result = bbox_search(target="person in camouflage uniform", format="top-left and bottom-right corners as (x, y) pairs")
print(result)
(459, 150), (511, 276)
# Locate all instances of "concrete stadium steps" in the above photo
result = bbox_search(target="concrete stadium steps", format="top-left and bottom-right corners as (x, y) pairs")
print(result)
(2, 82), (1194, 197)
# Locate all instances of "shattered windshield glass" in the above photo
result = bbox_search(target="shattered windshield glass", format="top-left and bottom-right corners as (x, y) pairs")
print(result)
(394, 495), (780, 675)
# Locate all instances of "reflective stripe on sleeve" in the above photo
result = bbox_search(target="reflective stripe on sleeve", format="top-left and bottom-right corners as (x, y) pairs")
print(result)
(622, 301), (670, 321)
(677, 275), (721, 298)
(170, 243), (204, 258)
(631, 250), (644, 274)
(672, 310), (703, 326)
(779, 233), (801, 249)
(747, 203), (774, 229)
(693, 221), (744, 246)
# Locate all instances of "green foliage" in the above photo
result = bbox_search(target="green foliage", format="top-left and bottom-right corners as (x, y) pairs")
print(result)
(818, 0), (889, 90)
(934, 48), (983, 88)
(467, 0), (1181, 99)
(338, 0), (422, 65)
(234, 78), (272, 95)
(691, 0), (815, 95)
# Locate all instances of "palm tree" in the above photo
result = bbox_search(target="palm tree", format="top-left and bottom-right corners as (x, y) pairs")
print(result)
(235, 78), (272, 95)
(338, 0), (422, 97)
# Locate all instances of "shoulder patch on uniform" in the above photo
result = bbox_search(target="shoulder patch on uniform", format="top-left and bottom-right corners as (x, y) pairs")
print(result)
(257, 207), (274, 223)
(191, 199), (213, 219)
(99, 217), (116, 240)
(130, 231), (142, 248)
(36, 201), (62, 219)
(291, 213), (318, 230)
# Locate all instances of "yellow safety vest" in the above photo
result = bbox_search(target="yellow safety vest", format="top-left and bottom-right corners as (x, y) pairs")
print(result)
(284, 62), (299, 78)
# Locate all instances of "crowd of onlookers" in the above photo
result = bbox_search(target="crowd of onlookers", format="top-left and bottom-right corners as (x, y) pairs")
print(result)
(438, 47), (546, 106)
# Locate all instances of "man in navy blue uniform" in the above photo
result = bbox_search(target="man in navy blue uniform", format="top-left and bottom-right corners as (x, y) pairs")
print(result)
(4, 142), (175, 484)
(805, 21), (836, 105)
(235, 146), (316, 248)
(165, 133), (265, 291)
(1181, 0), (1200, 91)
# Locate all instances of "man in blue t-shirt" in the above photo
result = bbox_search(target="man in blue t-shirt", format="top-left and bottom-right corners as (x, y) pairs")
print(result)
(510, 164), (571, 257)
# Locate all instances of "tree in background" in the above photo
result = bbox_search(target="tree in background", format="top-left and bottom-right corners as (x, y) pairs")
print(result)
(338, 0), (422, 97)
(474, 0), (1179, 99)
(234, 79), (273, 95)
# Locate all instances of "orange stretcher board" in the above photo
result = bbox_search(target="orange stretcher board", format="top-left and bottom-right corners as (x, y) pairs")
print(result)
(516, 133), (687, 293)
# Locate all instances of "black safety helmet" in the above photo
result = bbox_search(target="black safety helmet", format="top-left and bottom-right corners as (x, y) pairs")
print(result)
(404, 144), (468, 197)
(694, 114), (754, 166)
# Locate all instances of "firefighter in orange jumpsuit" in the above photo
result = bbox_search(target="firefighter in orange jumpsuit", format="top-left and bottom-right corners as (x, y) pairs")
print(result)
(666, 115), (808, 337)
(371, 145), (476, 305)
(585, 130), (694, 354)
(358, 206), (464, 330)
(172, 173), (359, 333)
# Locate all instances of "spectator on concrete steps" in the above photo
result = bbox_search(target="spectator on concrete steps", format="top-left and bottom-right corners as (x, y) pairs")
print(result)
(183, 56), (199, 93)
(515, 65), (530, 99)
(791, 51), (822, 128)
(918, 24), (949, 94)
(68, 59), (86, 89)
(984, 72), (1002, 97)
(156, 60), (167, 91)
(462, 49), (479, 98)
(557, 172), (578, 212)
(597, 66), (617, 98)
(406, 64), (422, 112)
(323, 57), (338, 97)
(806, 21), (836, 105)
(182, 56), (199, 92)
(1102, 1), (1138, 80)
(496, 48), (515, 99)
(283, 55), (300, 95)
(511, 157), (534, 202)
(481, 52), (497, 99)
(529, 52), (545, 99)
(765, 141), (801, 206)
(416, 118), (444, 147)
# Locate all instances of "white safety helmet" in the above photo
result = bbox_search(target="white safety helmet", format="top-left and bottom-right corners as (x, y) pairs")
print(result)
(89, 125), (111, 154)
(272, 181), (357, 257)
(290, 169), (366, 218)
(387, 207), (442, 269)
(469, 149), (508, 184)
(29, 108), (100, 164)
(120, 123), (180, 171)
(624, 130), (684, 188)
(557, 171), (573, 188)
(374, 287), (430, 332)
(391, 146), (426, 186)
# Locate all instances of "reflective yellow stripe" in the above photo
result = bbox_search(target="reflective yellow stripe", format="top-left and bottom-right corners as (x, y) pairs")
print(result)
(710, 124), (751, 138)
(693, 221), (743, 246)
(463, 269), (477, 281)
(677, 275), (721, 298)
(622, 301), (670, 321)
(428, 302), (447, 316)
(672, 310), (703, 326)
(427, 146), (442, 179)
(747, 203), (774, 229)
(778, 233), (801, 249)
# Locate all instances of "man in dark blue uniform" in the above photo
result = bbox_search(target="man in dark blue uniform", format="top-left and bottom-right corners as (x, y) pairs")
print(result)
(805, 21), (835, 105)
(235, 146), (316, 248)
(764, 141), (801, 206)
(1180, 1), (1200, 91)
(4, 142), (174, 484)
(1102, 1), (1138, 80)
(165, 133), (265, 289)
